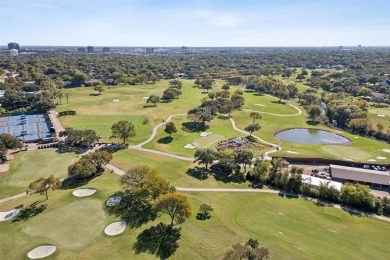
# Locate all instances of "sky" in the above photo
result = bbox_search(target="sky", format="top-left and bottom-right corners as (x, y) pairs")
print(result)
(0, 0), (389, 47)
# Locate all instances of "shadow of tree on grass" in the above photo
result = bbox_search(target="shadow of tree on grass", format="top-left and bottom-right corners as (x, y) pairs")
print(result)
(181, 122), (209, 133)
(157, 136), (173, 144)
(186, 167), (209, 180)
(133, 223), (181, 260)
(104, 191), (157, 228)
(12, 201), (47, 222)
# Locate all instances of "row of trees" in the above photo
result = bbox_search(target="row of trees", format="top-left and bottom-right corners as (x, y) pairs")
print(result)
(67, 150), (113, 180)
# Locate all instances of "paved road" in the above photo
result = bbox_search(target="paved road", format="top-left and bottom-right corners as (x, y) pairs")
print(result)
(176, 187), (280, 193)
(0, 192), (26, 204)
(135, 113), (187, 148)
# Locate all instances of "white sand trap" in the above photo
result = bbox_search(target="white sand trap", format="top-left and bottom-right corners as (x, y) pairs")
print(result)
(107, 195), (122, 207)
(383, 149), (390, 153)
(278, 232), (284, 235)
(278, 212), (285, 216)
(342, 158), (354, 161)
(27, 245), (56, 259)
(113, 99), (120, 102)
(72, 188), (96, 197)
(200, 132), (213, 137)
(377, 114), (385, 117)
(354, 137), (358, 139)
(287, 151), (299, 154)
(184, 144), (196, 149)
(104, 221), (127, 236)
(327, 229), (338, 233)
(255, 104), (266, 107)
(376, 156), (387, 160)
(367, 159), (377, 162)
(142, 96), (149, 100)
(0, 208), (20, 221)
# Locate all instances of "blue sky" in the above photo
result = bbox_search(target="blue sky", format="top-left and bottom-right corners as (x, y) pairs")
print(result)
(0, 0), (389, 46)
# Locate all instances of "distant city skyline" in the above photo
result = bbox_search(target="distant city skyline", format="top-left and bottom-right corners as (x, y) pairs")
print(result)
(0, 0), (389, 47)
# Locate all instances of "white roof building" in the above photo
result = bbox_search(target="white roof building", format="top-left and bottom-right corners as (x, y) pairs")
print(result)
(330, 164), (390, 187)
(303, 175), (343, 191)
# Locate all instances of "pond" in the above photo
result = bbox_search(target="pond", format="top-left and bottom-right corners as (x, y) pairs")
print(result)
(275, 128), (351, 145)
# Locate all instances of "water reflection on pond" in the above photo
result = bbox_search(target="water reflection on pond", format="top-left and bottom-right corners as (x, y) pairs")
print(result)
(275, 128), (351, 145)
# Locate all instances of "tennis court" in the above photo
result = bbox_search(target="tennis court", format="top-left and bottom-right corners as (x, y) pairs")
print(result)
(0, 114), (53, 142)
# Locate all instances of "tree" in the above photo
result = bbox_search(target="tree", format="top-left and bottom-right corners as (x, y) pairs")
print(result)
(162, 88), (177, 101)
(68, 158), (97, 179)
(94, 85), (105, 95)
(194, 148), (217, 170)
(223, 238), (270, 260)
(196, 204), (214, 220)
(307, 105), (322, 122)
(0, 133), (23, 161)
(249, 112), (262, 124)
(56, 89), (64, 104)
(121, 165), (173, 201)
(169, 79), (183, 89)
(82, 150), (112, 170)
(153, 193), (191, 226)
(235, 150), (253, 173)
(231, 93), (245, 108)
(222, 84), (230, 90)
(26, 175), (62, 200)
(111, 120), (136, 144)
(64, 90), (72, 104)
(245, 123), (261, 137)
(147, 95), (160, 106)
(164, 122), (177, 137)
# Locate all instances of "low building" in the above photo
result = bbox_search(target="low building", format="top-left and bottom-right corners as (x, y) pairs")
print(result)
(303, 175), (343, 191)
(330, 164), (390, 191)
(9, 49), (18, 56)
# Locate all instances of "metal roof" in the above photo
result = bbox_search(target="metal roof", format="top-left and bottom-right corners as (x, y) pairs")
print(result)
(330, 164), (390, 185)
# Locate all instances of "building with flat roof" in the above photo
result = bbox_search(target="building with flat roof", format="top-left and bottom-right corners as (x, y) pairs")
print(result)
(102, 47), (110, 52)
(8, 42), (20, 50)
(87, 46), (94, 53)
(330, 164), (390, 191)
(303, 175), (343, 191)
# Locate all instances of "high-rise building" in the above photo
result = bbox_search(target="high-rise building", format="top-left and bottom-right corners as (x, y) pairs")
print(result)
(146, 47), (154, 54)
(8, 42), (20, 50)
(87, 46), (94, 53)
(102, 47), (110, 52)
(77, 47), (86, 52)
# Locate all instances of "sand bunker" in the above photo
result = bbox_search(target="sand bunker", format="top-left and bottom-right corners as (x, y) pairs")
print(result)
(286, 151), (299, 154)
(377, 114), (385, 117)
(383, 149), (390, 153)
(142, 96), (149, 100)
(0, 208), (20, 221)
(104, 221), (127, 236)
(367, 159), (377, 162)
(376, 156), (387, 160)
(342, 158), (354, 161)
(255, 104), (266, 107)
(107, 195), (122, 207)
(27, 245), (56, 259)
(113, 99), (120, 102)
(184, 144), (196, 149)
(200, 132), (213, 137)
(72, 188), (96, 197)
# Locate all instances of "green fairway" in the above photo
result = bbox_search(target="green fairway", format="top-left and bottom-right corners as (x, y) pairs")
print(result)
(111, 149), (250, 189)
(0, 172), (389, 260)
(23, 199), (105, 249)
(0, 149), (78, 199)
(242, 92), (299, 115)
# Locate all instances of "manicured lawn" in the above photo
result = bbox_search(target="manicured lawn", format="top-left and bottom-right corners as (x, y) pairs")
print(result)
(23, 199), (105, 249)
(367, 105), (390, 131)
(111, 149), (250, 189)
(1, 172), (389, 259)
(143, 116), (246, 157)
(0, 149), (78, 199)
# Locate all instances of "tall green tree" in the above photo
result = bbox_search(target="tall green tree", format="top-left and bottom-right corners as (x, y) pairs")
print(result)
(194, 148), (217, 170)
(244, 123), (261, 137)
(164, 122), (177, 137)
(26, 175), (62, 200)
(0, 133), (23, 161)
(111, 120), (136, 144)
(153, 193), (191, 226)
